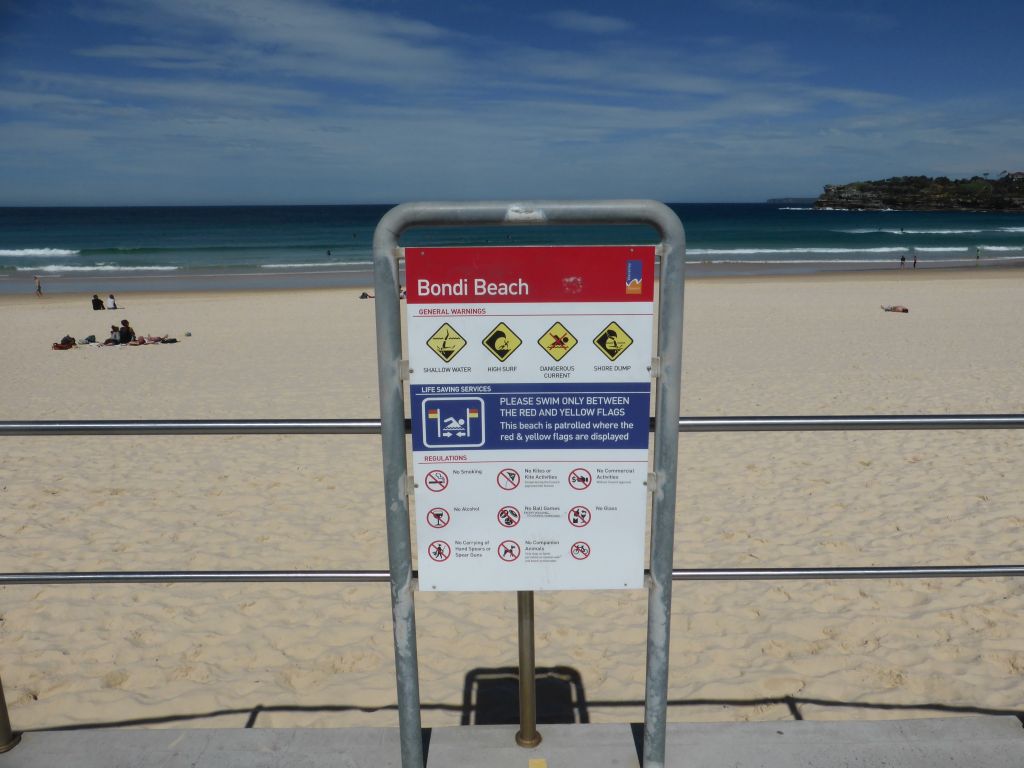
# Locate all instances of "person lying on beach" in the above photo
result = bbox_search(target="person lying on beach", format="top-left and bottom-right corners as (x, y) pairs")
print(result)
(52, 335), (76, 350)
(359, 291), (374, 299)
(882, 305), (909, 313)
(128, 334), (169, 346)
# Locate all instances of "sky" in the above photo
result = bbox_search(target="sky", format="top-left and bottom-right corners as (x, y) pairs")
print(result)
(1, 0), (1022, 205)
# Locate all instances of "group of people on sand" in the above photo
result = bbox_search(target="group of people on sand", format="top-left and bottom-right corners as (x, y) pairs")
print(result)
(53, 299), (180, 349)
(55, 320), (175, 349)
(101, 319), (173, 345)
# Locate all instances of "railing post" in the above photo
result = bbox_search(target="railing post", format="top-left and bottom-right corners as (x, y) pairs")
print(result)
(515, 591), (541, 748)
(0, 674), (21, 753)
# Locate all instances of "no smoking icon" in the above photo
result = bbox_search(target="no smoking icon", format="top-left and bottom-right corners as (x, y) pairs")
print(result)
(424, 470), (449, 493)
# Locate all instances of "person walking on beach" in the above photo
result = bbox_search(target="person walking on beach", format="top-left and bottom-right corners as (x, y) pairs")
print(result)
(900, 254), (906, 269)
(912, 251), (918, 269)
(34, 275), (42, 296)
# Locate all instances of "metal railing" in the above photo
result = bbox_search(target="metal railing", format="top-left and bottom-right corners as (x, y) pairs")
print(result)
(3, 413), (1022, 589)
(3, 414), (1024, 756)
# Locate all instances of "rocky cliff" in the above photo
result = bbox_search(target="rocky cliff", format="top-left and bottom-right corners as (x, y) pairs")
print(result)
(815, 173), (1024, 211)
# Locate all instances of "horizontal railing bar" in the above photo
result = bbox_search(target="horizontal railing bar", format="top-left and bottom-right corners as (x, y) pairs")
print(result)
(671, 565), (1024, 580)
(0, 419), (386, 436)
(1, 414), (1023, 436)
(3, 565), (1024, 585)
(684, 414), (1024, 431)
(0, 571), (391, 585)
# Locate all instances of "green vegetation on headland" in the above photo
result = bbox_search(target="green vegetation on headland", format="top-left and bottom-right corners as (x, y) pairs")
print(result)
(815, 172), (1024, 211)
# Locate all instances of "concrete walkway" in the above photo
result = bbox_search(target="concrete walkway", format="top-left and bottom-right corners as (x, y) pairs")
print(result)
(2, 717), (1023, 767)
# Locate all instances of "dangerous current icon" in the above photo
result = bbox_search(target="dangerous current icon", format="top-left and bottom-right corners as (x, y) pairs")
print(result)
(538, 321), (577, 361)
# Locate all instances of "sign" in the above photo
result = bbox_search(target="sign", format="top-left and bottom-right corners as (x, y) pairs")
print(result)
(406, 245), (655, 591)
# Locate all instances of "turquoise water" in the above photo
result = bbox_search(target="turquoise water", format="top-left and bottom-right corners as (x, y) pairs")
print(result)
(2, 204), (1023, 290)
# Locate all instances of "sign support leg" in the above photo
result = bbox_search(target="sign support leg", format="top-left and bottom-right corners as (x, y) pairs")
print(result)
(0, 674), (21, 753)
(515, 590), (542, 747)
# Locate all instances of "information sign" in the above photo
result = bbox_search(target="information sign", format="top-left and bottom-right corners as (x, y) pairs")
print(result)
(406, 245), (655, 591)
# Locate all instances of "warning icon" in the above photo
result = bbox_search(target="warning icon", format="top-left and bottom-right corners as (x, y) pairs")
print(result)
(483, 322), (522, 362)
(594, 321), (633, 361)
(426, 323), (466, 362)
(539, 322), (577, 361)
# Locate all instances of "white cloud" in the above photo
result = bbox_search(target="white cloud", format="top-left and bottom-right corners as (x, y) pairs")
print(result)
(541, 10), (632, 35)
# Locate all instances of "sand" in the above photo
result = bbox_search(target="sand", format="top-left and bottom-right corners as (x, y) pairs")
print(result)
(1, 268), (1023, 731)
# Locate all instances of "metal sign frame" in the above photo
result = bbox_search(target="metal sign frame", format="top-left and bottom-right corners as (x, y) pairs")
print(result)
(373, 200), (685, 768)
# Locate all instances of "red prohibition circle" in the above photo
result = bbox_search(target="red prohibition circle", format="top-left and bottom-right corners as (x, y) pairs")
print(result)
(568, 467), (591, 490)
(426, 508), (450, 528)
(570, 541), (591, 560)
(497, 506), (521, 528)
(424, 470), (449, 493)
(497, 540), (521, 562)
(567, 505), (591, 528)
(497, 468), (521, 490)
(428, 540), (451, 562)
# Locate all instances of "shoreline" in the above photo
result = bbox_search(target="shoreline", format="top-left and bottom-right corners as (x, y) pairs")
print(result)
(3, 255), (1023, 296)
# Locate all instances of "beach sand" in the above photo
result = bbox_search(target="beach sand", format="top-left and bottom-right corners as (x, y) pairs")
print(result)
(1, 268), (1023, 731)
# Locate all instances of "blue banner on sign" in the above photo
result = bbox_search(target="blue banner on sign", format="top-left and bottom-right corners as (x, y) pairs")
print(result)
(411, 382), (650, 452)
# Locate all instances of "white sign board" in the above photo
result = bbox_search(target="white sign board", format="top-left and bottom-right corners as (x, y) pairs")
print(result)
(406, 246), (655, 591)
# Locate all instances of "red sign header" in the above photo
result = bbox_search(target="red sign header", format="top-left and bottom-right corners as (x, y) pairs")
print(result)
(405, 245), (655, 304)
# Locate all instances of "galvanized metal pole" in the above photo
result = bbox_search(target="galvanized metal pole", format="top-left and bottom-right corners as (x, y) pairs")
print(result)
(515, 591), (541, 748)
(375, 201), (684, 768)
(642, 205), (686, 768)
(0, 675), (21, 753)
(374, 207), (425, 768)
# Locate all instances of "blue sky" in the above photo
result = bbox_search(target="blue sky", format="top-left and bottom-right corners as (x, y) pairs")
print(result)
(1, 0), (1022, 205)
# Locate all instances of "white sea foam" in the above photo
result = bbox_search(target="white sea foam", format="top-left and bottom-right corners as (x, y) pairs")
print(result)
(914, 247), (969, 253)
(837, 228), (984, 235)
(687, 247), (907, 256)
(260, 261), (354, 269)
(999, 227), (1024, 233)
(0, 248), (80, 257)
(980, 246), (1024, 252)
(16, 265), (179, 272)
(686, 258), (905, 265)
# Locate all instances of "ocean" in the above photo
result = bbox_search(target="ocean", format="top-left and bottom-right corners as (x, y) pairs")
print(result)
(2, 203), (1024, 294)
